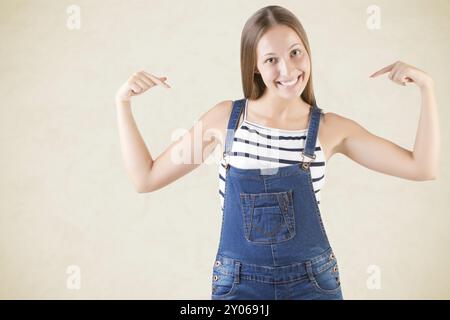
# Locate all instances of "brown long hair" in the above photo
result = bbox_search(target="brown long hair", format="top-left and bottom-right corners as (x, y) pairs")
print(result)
(240, 5), (317, 106)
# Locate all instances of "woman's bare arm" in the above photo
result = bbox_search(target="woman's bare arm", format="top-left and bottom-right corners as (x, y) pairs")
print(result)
(136, 100), (232, 193)
(115, 70), (232, 192)
(115, 71), (170, 192)
(334, 61), (440, 181)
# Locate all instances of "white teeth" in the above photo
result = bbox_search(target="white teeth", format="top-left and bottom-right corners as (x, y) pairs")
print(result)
(280, 79), (297, 85)
(277, 74), (302, 86)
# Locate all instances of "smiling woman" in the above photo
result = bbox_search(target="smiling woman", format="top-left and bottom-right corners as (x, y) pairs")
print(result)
(241, 13), (316, 106)
(209, 6), (348, 301)
(213, 5), (439, 301)
(114, 4), (440, 301)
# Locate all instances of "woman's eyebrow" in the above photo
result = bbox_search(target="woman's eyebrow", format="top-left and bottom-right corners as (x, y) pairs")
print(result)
(264, 43), (301, 57)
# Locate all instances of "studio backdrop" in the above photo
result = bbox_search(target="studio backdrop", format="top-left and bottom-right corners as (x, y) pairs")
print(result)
(0, 0), (449, 299)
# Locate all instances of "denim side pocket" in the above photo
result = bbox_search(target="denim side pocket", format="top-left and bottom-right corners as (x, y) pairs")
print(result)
(311, 258), (342, 295)
(239, 190), (295, 244)
(211, 262), (238, 298)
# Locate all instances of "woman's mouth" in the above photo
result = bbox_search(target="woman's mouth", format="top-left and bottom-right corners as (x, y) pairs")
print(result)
(276, 73), (303, 88)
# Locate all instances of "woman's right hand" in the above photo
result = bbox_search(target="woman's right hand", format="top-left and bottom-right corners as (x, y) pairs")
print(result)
(115, 71), (171, 103)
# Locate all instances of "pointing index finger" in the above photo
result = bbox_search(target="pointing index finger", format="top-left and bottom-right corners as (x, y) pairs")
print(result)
(143, 71), (171, 88)
(370, 63), (395, 78)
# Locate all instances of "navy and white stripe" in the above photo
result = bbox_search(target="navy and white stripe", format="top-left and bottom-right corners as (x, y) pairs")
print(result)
(219, 104), (326, 212)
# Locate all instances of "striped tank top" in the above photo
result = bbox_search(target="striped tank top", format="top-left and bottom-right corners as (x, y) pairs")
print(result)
(218, 99), (327, 212)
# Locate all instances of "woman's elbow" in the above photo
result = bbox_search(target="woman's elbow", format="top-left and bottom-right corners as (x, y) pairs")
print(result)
(135, 180), (155, 193)
(415, 169), (438, 181)
(136, 183), (156, 193)
(137, 187), (151, 193)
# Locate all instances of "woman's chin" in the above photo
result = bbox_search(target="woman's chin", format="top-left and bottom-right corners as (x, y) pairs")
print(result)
(272, 85), (305, 99)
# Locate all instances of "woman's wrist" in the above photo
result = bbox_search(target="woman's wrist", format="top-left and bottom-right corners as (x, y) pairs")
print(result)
(418, 75), (434, 92)
(116, 96), (131, 108)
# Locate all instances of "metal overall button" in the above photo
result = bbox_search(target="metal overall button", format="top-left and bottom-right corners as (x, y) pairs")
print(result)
(300, 153), (316, 170)
(309, 256), (342, 295)
(211, 261), (240, 298)
(223, 151), (230, 170)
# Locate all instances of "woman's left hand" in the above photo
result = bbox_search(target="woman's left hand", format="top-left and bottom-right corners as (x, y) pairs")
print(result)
(370, 61), (433, 89)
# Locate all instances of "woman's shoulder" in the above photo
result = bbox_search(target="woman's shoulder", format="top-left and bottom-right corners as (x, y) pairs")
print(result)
(214, 99), (234, 114)
(205, 100), (234, 126)
(319, 109), (360, 153)
(200, 99), (233, 119)
(321, 110), (357, 132)
(198, 99), (234, 139)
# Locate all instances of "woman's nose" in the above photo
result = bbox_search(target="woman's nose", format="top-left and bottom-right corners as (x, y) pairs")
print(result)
(278, 59), (297, 77)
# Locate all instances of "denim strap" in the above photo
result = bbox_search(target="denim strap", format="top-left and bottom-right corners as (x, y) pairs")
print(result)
(223, 98), (323, 167)
(223, 99), (245, 161)
(303, 104), (323, 159)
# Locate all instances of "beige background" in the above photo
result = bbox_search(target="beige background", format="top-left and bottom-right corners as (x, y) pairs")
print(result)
(0, 0), (449, 299)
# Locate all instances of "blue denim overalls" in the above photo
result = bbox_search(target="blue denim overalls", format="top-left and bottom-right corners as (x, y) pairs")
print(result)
(211, 98), (343, 300)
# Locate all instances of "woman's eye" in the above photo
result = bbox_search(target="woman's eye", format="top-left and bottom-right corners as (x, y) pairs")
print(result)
(265, 50), (302, 63)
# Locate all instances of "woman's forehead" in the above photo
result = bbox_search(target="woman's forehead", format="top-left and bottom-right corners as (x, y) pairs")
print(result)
(257, 26), (303, 53)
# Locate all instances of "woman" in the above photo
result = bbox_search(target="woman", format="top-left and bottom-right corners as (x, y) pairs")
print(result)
(115, 6), (440, 300)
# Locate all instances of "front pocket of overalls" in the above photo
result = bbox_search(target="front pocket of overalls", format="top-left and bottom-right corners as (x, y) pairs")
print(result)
(311, 259), (342, 295)
(239, 190), (295, 244)
(211, 263), (238, 298)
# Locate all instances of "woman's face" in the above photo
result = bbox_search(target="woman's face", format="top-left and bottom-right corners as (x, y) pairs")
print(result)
(255, 25), (311, 100)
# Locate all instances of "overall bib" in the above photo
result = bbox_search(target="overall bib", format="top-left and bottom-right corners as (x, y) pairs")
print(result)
(211, 98), (343, 300)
